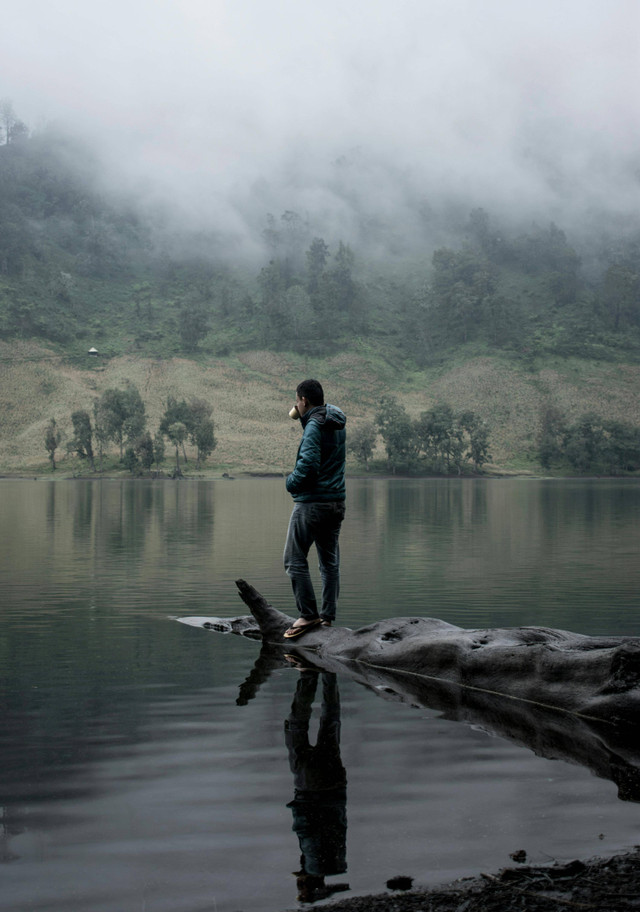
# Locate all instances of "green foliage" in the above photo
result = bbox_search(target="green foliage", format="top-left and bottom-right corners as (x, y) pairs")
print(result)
(178, 297), (211, 351)
(537, 407), (640, 474)
(152, 431), (166, 470)
(159, 396), (190, 464)
(70, 409), (95, 470)
(306, 237), (329, 297)
(159, 395), (216, 467)
(135, 432), (155, 473)
(159, 395), (191, 435)
(123, 446), (140, 475)
(459, 410), (491, 471)
(256, 227), (364, 350)
(188, 398), (217, 467)
(92, 400), (109, 469)
(166, 421), (187, 474)
(95, 385), (146, 459)
(347, 422), (377, 469)
(192, 418), (216, 467)
(429, 247), (498, 345)
(537, 405), (566, 469)
(44, 418), (61, 469)
(257, 258), (289, 342)
(375, 397), (490, 474)
(375, 396), (420, 472)
(54, 387), (216, 475)
(601, 262), (640, 331)
(416, 404), (491, 473)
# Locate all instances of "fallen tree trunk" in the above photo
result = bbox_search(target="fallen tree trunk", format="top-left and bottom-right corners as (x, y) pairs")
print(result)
(227, 579), (640, 726)
(176, 579), (640, 801)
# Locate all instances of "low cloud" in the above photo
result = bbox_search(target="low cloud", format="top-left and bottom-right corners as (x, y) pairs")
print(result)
(3, 0), (639, 252)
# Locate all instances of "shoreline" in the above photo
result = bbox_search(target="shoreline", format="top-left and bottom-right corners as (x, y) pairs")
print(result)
(1, 470), (637, 482)
(305, 846), (640, 912)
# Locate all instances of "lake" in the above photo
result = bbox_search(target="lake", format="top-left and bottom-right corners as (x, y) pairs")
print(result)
(1, 477), (639, 911)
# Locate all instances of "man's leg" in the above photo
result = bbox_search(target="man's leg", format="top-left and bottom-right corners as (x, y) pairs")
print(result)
(315, 503), (345, 623)
(284, 504), (319, 620)
(285, 672), (319, 776)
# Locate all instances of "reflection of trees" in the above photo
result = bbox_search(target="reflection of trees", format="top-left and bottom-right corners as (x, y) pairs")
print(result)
(66, 479), (217, 570)
(346, 480), (640, 631)
(104, 481), (157, 557)
(0, 479), (226, 864)
(46, 481), (56, 532)
(161, 481), (215, 548)
(72, 479), (94, 540)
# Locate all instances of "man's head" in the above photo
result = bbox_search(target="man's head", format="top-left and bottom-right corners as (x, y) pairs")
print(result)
(296, 379), (324, 416)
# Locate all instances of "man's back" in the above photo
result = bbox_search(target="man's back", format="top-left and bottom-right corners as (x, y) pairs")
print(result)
(286, 404), (346, 503)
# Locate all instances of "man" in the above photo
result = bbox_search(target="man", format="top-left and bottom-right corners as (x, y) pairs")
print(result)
(283, 380), (346, 639)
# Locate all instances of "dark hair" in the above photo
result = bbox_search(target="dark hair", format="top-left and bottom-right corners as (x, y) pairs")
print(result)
(297, 379), (324, 406)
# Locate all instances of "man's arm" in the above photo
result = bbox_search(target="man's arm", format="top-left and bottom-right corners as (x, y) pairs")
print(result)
(286, 421), (322, 494)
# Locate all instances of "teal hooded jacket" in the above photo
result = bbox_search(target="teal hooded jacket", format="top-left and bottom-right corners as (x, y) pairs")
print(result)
(286, 404), (347, 503)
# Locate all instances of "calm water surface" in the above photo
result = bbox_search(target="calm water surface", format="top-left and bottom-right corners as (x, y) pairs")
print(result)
(1, 478), (639, 911)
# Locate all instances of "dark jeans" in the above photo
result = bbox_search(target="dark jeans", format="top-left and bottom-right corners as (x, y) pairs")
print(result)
(283, 501), (345, 622)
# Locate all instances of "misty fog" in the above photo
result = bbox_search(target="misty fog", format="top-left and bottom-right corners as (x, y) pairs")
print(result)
(2, 0), (639, 260)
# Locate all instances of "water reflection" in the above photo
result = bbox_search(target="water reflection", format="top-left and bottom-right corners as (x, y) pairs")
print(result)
(343, 479), (640, 633)
(294, 644), (640, 805)
(230, 620), (640, 911)
(236, 647), (350, 904)
(284, 667), (349, 903)
(2, 478), (640, 910)
(1, 806), (23, 864)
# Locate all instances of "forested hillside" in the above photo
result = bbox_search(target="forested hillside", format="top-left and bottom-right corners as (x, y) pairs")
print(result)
(1, 105), (640, 475)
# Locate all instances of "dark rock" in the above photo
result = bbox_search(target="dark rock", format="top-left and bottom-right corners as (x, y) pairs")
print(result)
(386, 876), (414, 891)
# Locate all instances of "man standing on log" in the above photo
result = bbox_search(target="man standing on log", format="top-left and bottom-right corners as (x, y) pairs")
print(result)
(283, 380), (346, 639)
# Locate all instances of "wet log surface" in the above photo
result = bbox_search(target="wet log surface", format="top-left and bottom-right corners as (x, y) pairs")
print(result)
(227, 579), (640, 727)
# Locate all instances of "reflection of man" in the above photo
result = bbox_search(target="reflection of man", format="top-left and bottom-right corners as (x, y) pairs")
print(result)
(284, 379), (346, 640)
(284, 668), (348, 903)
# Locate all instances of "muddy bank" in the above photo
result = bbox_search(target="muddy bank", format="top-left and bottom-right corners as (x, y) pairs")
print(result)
(310, 847), (640, 912)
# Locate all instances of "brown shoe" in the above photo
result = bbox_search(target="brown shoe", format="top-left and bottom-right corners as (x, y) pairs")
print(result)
(283, 618), (322, 639)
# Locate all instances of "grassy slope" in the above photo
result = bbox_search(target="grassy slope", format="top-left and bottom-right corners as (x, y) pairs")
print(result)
(2, 338), (640, 475)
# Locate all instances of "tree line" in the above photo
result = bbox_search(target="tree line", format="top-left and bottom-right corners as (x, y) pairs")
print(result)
(537, 407), (640, 474)
(42, 386), (640, 476)
(44, 387), (216, 476)
(348, 398), (491, 474)
(348, 399), (640, 475)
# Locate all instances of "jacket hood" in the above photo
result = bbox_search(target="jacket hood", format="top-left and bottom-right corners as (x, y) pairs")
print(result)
(302, 404), (346, 430)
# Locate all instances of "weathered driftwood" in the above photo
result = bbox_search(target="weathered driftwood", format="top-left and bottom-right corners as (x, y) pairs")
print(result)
(177, 579), (640, 801)
(224, 579), (640, 724)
